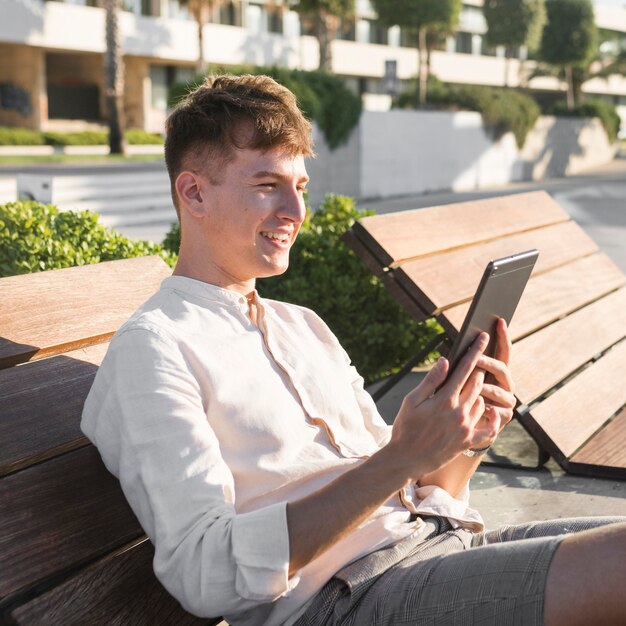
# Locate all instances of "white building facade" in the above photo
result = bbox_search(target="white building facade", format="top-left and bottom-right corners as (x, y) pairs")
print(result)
(1, 0), (625, 133)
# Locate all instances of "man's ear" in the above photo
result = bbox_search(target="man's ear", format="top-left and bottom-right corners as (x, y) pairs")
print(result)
(175, 171), (208, 218)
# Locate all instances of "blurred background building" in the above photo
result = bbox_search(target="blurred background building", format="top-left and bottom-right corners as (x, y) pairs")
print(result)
(1, 0), (625, 134)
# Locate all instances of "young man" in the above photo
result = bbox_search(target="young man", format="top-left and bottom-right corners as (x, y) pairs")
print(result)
(82, 75), (626, 626)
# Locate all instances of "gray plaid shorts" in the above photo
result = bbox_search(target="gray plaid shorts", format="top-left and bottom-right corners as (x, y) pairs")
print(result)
(294, 516), (625, 626)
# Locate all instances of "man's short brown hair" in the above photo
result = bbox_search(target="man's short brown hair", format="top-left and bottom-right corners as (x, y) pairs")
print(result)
(164, 74), (314, 215)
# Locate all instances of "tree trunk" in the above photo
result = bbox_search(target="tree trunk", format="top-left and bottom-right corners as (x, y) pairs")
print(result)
(316, 13), (332, 71)
(192, 2), (211, 75)
(504, 47), (510, 88)
(565, 65), (575, 110)
(417, 27), (427, 107)
(104, 0), (126, 155)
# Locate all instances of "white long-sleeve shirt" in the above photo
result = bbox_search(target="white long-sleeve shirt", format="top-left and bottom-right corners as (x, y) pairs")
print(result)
(81, 276), (484, 625)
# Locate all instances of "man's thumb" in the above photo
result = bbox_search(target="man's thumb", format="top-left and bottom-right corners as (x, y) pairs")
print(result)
(408, 357), (448, 404)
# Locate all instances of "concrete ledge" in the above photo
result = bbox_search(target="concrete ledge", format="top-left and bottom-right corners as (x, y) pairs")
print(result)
(0, 144), (164, 156)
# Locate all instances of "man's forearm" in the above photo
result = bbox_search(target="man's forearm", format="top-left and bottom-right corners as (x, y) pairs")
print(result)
(286, 443), (413, 576)
(417, 453), (483, 498)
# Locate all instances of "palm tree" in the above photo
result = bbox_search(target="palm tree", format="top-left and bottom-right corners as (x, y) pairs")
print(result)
(292, 0), (354, 71)
(179, 0), (234, 75)
(104, 0), (126, 155)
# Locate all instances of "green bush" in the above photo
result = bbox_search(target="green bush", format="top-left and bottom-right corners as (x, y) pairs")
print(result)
(551, 98), (620, 143)
(0, 201), (175, 277)
(125, 128), (164, 144)
(0, 128), (164, 146)
(0, 127), (46, 146)
(168, 65), (362, 150)
(396, 80), (541, 149)
(42, 131), (109, 146)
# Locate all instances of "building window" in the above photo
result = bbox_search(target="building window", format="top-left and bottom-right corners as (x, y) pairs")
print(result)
(455, 32), (472, 54)
(336, 17), (356, 41)
(400, 28), (419, 49)
(267, 6), (283, 34)
(366, 19), (388, 45)
(150, 65), (194, 111)
(219, 1), (239, 26)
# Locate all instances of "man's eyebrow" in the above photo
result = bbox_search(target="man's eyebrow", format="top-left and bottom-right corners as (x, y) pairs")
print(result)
(251, 170), (309, 183)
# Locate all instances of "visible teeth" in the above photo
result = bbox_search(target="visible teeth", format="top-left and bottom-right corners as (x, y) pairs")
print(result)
(262, 231), (289, 242)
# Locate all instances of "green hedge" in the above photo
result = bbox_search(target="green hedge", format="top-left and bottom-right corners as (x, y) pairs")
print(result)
(397, 80), (541, 149)
(0, 128), (164, 146)
(0, 127), (46, 146)
(163, 194), (440, 383)
(0, 201), (175, 277)
(551, 99), (620, 143)
(168, 66), (362, 150)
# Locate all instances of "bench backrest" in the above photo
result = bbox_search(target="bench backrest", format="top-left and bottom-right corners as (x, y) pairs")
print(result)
(346, 190), (626, 479)
(0, 257), (219, 624)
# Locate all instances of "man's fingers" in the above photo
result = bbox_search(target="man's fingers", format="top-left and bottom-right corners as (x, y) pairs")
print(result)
(470, 405), (501, 447)
(481, 383), (516, 409)
(443, 332), (489, 397)
(494, 318), (512, 366)
(477, 354), (514, 393)
(405, 357), (449, 405)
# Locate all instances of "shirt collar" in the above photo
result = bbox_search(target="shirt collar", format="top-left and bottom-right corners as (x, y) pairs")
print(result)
(160, 275), (257, 309)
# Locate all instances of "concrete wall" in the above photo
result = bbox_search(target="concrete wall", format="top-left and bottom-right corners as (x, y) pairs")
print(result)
(306, 111), (617, 206)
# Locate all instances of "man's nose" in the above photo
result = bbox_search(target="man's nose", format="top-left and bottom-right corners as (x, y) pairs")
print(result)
(279, 186), (306, 222)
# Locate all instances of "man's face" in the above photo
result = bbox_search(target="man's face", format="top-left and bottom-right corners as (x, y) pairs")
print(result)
(189, 145), (309, 293)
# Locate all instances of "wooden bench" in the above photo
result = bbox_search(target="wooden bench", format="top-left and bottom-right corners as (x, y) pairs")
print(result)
(0, 256), (222, 624)
(345, 190), (626, 480)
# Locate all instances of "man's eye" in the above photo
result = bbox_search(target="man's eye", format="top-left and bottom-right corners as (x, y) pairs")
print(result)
(259, 182), (276, 189)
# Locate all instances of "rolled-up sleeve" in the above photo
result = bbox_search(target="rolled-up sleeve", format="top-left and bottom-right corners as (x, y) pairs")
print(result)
(81, 326), (294, 618)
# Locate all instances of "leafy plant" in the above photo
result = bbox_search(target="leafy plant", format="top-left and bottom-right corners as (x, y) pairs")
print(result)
(0, 127), (45, 146)
(0, 201), (175, 277)
(372, 0), (462, 107)
(483, 0), (546, 87)
(0, 128), (163, 146)
(168, 65), (361, 150)
(551, 98), (620, 143)
(42, 131), (109, 146)
(124, 128), (164, 144)
(397, 79), (541, 148)
(539, 0), (598, 109)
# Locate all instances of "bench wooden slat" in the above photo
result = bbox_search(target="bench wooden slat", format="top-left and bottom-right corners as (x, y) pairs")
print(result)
(395, 221), (598, 314)
(8, 539), (216, 626)
(529, 338), (626, 459)
(569, 407), (626, 471)
(0, 256), (170, 369)
(511, 288), (626, 402)
(0, 343), (108, 477)
(0, 446), (143, 600)
(443, 252), (626, 339)
(353, 191), (569, 267)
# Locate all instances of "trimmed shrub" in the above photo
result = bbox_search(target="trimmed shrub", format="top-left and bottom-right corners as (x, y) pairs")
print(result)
(0, 128), (164, 146)
(0, 127), (46, 146)
(396, 80), (541, 148)
(125, 128), (164, 144)
(42, 131), (108, 146)
(168, 65), (362, 150)
(0, 201), (175, 277)
(551, 98), (620, 143)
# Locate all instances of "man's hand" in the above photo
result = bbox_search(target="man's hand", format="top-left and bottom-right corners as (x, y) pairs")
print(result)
(473, 318), (516, 449)
(386, 331), (499, 482)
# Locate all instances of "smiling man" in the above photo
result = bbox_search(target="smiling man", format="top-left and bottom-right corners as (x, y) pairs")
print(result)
(82, 75), (626, 626)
